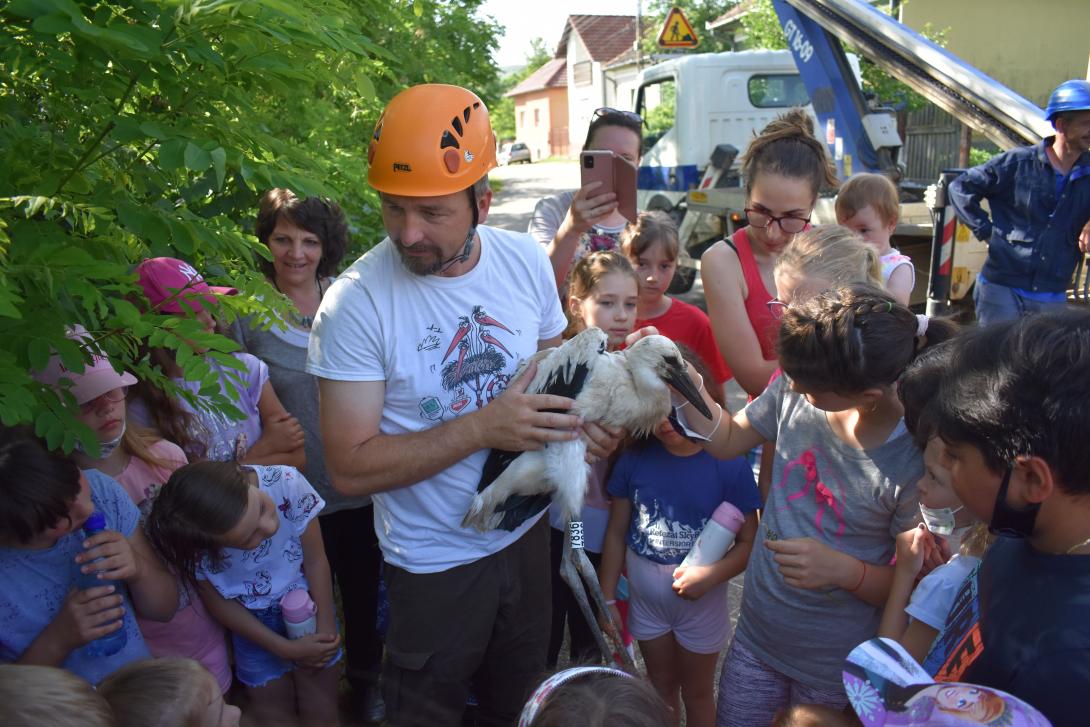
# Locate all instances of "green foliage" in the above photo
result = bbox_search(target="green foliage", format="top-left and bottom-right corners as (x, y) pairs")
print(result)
(739, 0), (948, 111)
(641, 1), (741, 55)
(0, 0), (502, 450)
(643, 81), (677, 142)
(969, 146), (1000, 167)
(738, 0), (786, 50)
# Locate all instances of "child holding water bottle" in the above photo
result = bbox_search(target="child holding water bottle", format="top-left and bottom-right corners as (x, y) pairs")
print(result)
(0, 427), (177, 684)
(599, 349), (761, 727)
(145, 461), (340, 726)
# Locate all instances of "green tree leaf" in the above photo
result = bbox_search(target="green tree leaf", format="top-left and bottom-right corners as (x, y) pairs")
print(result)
(183, 142), (212, 173)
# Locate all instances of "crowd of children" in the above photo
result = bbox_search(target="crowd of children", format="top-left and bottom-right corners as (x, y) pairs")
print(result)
(3, 103), (1088, 727)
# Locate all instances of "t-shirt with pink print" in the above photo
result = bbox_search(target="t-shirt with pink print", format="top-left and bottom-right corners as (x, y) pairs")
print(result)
(736, 374), (922, 692)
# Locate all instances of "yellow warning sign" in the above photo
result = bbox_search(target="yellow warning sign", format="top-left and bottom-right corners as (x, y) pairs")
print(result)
(657, 7), (699, 49)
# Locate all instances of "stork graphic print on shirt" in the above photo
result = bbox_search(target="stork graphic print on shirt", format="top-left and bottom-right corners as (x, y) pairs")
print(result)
(416, 304), (517, 422)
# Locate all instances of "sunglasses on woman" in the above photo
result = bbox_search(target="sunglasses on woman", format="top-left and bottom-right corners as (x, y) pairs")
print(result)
(593, 107), (643, 125)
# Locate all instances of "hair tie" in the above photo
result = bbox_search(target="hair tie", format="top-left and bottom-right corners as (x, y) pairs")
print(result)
(518, 667), (632, 726)
(916, 314), (929, 337)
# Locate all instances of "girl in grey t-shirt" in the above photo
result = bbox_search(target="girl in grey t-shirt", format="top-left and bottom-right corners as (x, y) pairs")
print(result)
(667, 283), (958, 726)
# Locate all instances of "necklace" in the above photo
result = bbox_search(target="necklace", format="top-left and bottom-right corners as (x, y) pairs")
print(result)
(273, 276), (322, 329)
(1066, 536), (1090, 554)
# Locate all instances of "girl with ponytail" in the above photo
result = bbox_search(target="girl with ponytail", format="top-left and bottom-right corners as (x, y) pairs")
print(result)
(701, 108), (838, 397)
(660, 283), (958, 725)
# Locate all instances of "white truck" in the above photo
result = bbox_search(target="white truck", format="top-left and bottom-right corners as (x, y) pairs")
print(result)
(632, 0), (1057, 312)
(634, 49), (820, 217)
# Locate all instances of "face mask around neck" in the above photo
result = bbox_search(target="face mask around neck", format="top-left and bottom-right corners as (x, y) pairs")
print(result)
(74, 421), (126, 459)
(988, 466), (1040, 539)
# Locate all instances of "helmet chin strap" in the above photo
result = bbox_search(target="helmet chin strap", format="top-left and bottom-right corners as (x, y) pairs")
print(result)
(432, 183), (481, 275)
(433, 226), (476, 274)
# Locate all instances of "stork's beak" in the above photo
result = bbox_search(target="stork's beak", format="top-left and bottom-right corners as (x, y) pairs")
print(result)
(665, 364), (713, 420)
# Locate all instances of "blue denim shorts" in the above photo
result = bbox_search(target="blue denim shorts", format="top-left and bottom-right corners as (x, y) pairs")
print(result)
(232, 603), (343, 688)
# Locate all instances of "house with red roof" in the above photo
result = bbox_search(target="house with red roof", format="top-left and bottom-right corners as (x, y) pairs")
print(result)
(506, 58), (569, 161)
(557, 14), (640, 154)
(507, 14), (641, 161)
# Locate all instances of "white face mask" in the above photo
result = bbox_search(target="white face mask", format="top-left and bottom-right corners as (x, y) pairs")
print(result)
(919, 502), (963, 536)
(75, 421), (126, 459)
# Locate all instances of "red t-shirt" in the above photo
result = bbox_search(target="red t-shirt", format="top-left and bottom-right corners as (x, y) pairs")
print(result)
(636, 298), (732, 383)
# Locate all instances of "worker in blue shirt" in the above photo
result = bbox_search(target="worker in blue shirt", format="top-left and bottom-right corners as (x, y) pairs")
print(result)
(948, 79), (1090, 326)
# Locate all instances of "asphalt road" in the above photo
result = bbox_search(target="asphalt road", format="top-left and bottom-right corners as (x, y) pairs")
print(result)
(487, 159), (579, 232)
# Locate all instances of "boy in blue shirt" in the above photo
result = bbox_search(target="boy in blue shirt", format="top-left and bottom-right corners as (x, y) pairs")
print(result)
(0, 427), (177, 684)
(924, 308), (1090, 727)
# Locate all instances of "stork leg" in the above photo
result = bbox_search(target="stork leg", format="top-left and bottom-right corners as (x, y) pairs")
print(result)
(559, 520), (637, 673)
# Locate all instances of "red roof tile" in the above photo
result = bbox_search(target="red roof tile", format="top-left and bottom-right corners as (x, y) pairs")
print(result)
(506, 58), (568, 98)
(556, 15), (637, 64)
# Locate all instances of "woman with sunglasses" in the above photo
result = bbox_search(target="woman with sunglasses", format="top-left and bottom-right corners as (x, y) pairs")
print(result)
(701, 108), (838, 397)
(35, 324), (233, 695)
(529, 107), (643, 289)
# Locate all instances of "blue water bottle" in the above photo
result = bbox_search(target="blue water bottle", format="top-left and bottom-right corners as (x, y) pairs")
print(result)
(74, 511), (128, 657)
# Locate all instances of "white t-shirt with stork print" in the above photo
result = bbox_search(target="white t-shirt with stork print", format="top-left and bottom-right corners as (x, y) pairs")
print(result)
(306, 225), (567, 573)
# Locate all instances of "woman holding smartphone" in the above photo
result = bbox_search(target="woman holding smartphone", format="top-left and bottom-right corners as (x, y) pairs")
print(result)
(528, 107), (643, 290)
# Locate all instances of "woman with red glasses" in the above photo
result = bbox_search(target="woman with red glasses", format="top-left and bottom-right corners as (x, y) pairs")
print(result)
(529, 107), (644, 290)
(35, 325), (232, 696)
(701, 109), (837, 398)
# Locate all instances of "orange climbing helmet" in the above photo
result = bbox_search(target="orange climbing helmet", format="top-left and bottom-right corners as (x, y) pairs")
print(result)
(367, 84), (498, 197)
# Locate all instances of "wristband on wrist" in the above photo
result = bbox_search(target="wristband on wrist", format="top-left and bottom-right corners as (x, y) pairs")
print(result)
(604, 599), (617, 606)
(847, 560), (867, 592)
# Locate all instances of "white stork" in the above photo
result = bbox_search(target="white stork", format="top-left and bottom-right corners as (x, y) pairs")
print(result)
(462, 327), (712, 671)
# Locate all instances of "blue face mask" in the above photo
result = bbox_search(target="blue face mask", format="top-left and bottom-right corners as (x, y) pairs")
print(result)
(74, 421), (126, 459)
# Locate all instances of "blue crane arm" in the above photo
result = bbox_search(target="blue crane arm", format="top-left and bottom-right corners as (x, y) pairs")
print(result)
(771, 0), (887, 177)
(777, 0), (1050, 151)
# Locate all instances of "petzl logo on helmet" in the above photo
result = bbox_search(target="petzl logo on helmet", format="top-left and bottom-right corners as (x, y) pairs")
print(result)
(464, 150), (475, 163)
(393, 162), (412, 172)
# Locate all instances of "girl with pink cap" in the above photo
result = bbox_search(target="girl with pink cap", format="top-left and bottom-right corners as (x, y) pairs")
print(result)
(129, 257), (305, 468)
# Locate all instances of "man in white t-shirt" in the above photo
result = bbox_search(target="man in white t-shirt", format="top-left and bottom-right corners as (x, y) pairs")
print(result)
(306, 84), (621, 726)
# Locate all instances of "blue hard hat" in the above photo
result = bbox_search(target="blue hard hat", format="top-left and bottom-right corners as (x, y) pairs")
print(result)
(1045, 80), (1090, 121)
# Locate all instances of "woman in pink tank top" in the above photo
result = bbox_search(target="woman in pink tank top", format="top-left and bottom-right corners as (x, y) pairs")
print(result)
(700, 110), (838, 396)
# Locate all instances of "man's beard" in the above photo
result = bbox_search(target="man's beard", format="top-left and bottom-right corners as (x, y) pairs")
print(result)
(395, 242), (444, 276)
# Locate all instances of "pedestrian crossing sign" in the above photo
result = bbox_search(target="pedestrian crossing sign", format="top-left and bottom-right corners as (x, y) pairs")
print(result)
(658, 6), (699, 49)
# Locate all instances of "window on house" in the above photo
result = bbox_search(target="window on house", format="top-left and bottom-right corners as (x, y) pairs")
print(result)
(573, 61), (592, 87)
(534, 109), (540, 126)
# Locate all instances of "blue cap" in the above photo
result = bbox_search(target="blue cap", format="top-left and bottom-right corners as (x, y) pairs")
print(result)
(82, 511), (107, 534)
(1045, 80), (1090, 122)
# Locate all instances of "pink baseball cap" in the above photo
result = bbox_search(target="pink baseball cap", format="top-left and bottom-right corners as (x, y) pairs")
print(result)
(135, 257), (237, 314)
(35, 325), (138, 406)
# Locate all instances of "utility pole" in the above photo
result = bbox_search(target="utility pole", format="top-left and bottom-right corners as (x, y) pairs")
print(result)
(635, 0), (643, 70)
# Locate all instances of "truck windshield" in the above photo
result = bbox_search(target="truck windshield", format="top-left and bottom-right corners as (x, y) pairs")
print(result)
(636, 78), (677, 155)
(748, 74), (810, 108)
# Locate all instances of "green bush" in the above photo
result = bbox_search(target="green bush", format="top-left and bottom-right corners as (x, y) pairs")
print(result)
(0, 0), (501, 451)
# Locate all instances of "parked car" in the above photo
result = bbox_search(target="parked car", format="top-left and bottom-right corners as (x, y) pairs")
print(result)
(498, 142), (531, 165)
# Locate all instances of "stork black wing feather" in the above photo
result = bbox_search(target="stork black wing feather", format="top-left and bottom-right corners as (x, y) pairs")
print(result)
(538, 359), (591, 412)
(474, 359), (591, 492)
(493, 493), (552, 532)
(477, 447), (519, 493)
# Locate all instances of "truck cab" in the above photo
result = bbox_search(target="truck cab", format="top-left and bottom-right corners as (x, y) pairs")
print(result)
(634, 50), (813, 215)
